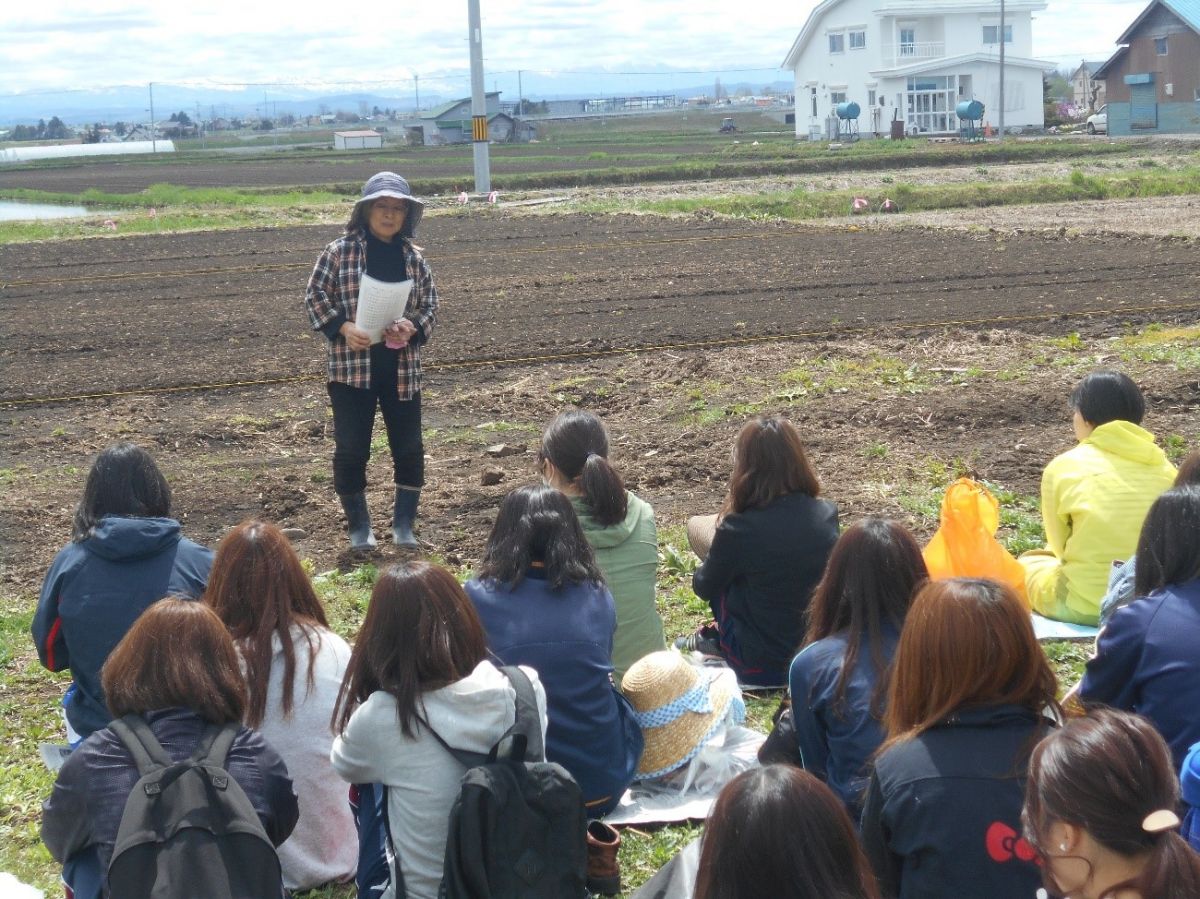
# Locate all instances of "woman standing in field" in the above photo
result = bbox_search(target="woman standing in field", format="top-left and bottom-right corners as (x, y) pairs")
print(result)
(305, 172), (438, 551)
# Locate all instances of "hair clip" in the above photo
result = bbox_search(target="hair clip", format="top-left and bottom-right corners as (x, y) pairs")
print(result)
(1142, 809), (1181, 833)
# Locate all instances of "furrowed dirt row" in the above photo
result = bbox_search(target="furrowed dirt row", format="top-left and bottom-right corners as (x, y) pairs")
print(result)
(2, 214), (1197, 402)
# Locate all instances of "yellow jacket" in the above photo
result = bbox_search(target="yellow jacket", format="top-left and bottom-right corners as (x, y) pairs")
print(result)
(1040, 420), (1177, 618)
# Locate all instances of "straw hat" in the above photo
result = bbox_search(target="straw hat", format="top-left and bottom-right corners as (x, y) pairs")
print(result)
(621, 650), (742, 780)
(685, 513), (719, 561)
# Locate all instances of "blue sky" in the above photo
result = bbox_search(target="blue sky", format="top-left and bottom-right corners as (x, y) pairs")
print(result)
(0, 0), (1151, 100)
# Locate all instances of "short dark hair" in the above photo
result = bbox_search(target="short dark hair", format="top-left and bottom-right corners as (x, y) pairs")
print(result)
(102, 597), (246, 724)
(476, 483), (605, 590)
(1133, 485), (1200, 598)
(695, 765), (880, 899)
(332, 562), (487, 738)
(803, 517), (928, 711)
(1069, 369), (1145, 427)
(1024, 709), (1200, 898)
(73, 442), (172, 540)
(884, 578), (1059, 747)
(204, 519), (330, 729)
(539, 410), (628, 527)
(723, 416), (821, 516)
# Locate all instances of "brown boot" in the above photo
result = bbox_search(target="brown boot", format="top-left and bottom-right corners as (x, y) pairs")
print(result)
(586, 820), (621, 895)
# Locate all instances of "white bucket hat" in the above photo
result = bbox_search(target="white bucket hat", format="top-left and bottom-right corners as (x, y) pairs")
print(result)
(352, 171), (424, 237)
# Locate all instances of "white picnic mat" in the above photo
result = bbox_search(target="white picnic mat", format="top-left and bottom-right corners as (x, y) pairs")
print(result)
(1032, 613), (1099, 641)
(603, 726), (765, 826)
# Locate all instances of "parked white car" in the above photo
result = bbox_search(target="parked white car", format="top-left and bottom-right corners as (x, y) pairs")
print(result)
(1086, 105), (1108, 135)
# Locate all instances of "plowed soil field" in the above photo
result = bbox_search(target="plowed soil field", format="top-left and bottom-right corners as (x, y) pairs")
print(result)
(3, 212), (1199, 594)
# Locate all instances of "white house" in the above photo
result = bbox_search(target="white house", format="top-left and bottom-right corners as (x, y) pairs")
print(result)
(782, 0), (1056, 138)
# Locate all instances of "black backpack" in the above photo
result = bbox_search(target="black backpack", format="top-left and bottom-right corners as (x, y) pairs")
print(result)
(433, 666), (588, 899)
(106, 714), (283, 899)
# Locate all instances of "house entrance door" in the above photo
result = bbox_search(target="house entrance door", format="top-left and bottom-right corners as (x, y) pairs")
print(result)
(905, 75), (957, 133)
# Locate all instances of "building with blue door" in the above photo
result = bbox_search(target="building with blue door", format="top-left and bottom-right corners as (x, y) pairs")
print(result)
(1093, 0), (1200, 135)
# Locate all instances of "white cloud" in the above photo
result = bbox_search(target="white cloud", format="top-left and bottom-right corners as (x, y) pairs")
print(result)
(0, 0), (1162, 97)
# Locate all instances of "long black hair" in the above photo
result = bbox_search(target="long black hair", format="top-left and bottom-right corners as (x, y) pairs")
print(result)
(1133, 485), (1200, 598)
(803, 517), (927, 712)
(695, 765), (880, 899)
(73, 442), (172, 541)
(539, 410), (628, 527)
(476, 483), (605, 590)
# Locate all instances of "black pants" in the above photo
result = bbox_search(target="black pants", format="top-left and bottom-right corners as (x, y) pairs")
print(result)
(327, 381), (424, 496)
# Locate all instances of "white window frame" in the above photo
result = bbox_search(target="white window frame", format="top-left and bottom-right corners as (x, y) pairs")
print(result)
(830, 90), (848, 105)
(898, 25), (916, 56)
(981, 23), (1014, 44)
(1155, 36), (1168, 55)
(828, 31), (846, 54)
(849, 29), (866, 50)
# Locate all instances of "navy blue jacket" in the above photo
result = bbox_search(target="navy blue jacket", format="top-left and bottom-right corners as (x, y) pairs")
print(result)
(788, 624), (899, 814)
(32, 517), (213, 738)
(465, 572), (643, 813)
(41, 708), (298, 881)
(692, 492), (838, 684)
(860, 704), (1053, 899)
(1080, 578), (1200, 770)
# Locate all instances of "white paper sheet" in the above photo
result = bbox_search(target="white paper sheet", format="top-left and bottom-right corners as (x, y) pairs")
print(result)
(354, 275), (413, 344)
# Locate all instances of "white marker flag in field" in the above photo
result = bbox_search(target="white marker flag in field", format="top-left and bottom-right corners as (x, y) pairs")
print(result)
(355, 274), (413, 344)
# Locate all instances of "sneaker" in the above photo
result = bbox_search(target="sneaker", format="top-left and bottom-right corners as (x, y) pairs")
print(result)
(674, 624), (721, 657)
(586, 820), (621, 896)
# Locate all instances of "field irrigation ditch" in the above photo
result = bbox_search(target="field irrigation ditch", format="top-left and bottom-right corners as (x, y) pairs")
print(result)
(2, 119), (1199, 894)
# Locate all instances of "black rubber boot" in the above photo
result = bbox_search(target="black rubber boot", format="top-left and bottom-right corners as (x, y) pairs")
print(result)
(338, 491), (376, 551)
(392, 487), (420, 548)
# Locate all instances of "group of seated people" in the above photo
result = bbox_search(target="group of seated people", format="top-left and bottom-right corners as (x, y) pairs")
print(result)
(29, 367), (1200, 898)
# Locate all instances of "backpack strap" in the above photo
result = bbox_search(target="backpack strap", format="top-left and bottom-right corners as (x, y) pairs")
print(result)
(109, 714), (174, 775)
(192, 721), (240, 768)
(419, 666), (544, 767)
(497, 666), (544, 764)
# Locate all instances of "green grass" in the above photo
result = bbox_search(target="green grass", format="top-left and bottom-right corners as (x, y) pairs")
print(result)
(607, 165), (1200, 222)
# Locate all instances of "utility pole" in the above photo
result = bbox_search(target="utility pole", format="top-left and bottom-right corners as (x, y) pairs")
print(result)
(998, 0), (1006, 138)
(467, 0), (491, 192)
(148, 82), (157, 153)
(414, 73), (420, 112)
(518, 69), (524, 115)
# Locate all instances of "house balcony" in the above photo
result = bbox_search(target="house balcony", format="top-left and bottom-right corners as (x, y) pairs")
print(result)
(881, 41), (945, 68)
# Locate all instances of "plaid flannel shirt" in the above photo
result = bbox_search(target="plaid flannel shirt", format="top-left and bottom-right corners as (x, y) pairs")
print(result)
(304, 226), (439, 399)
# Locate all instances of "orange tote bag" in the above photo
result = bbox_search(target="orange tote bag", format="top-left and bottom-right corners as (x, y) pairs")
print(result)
(922, 477), (1029, 604)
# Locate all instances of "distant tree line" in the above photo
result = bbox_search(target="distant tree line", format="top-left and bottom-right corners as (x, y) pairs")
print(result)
(8, 116), (71, 141)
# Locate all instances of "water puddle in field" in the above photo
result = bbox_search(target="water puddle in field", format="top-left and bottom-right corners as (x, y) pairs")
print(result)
(0, 200), (118, 221)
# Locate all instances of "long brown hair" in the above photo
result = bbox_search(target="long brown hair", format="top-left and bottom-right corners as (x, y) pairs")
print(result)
(102, 597), (246, 724)
(883, 578), (1059, 747)
(331, 562), (487, 738)
(721, 416), (821, 517)
(803, 518), (927, 712)
(695, 765), (880, 899)
(204, 520), (330, 729)
(1023, 709), (1200, 899)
